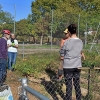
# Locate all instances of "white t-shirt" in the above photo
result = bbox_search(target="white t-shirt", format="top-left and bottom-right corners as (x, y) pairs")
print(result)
(7, 39), (18, 52)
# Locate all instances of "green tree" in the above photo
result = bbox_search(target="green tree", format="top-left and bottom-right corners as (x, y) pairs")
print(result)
(16, 19), (31, 35)
(31, 0), (83, 41)
(0, 5), (13, 23)
(30, 0), (100, 44)
(0, 4), (14, 32)
(16, 19), (35, 42)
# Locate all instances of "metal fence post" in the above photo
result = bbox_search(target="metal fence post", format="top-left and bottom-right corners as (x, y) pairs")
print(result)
(87, 69), (90, 100)
(20, 78), (50, 100)
(21, 78), (28, 96)
(22, 42), (25, 60)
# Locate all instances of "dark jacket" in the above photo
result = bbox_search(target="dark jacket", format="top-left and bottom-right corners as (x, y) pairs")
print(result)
(0, 38), (7, 59)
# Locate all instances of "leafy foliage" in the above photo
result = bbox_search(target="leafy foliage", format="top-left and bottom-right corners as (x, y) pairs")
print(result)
(31, 0), (100, 42)
(16, 51), (100, 77)
(82, 51), (100, 68)
(16, 52), (60, 77)
(1, 1), (100, 43)
(0, 5), (14, 31)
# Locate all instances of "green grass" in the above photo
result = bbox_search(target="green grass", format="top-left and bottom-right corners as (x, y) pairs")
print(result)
(18, 44), (59, 49)
(18, 43), (100, 49)
(16, 50), (100, 76)
(16, 52), (60, 77)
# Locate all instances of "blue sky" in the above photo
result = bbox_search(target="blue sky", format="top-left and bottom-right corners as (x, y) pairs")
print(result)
(0, 0), (35, 21)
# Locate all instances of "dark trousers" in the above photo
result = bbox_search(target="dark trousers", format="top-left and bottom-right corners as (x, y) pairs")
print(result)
(0, 59), (7, 86)
(63, 68), (81, 100)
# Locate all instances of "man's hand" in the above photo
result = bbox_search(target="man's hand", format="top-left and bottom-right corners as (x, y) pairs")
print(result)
(7, 44), (12, 47)
(12, 43), (15, 47)
(60, 56), (64, 60)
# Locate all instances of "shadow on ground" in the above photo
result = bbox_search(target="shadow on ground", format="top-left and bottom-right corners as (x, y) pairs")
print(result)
(40, 68), (65, 100)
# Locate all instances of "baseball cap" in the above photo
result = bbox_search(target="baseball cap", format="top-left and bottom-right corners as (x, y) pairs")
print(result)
(64, 29), (68, 33)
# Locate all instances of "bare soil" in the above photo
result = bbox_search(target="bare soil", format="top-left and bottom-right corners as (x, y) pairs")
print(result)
(5, 70), (100, 100)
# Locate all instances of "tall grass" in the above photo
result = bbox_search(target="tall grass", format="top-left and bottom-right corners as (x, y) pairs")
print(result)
(16, 52), (60, 77)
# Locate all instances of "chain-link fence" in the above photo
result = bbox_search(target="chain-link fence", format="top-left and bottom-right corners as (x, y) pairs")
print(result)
(0, 1), (100, 100)
(80, 68), (100, 100)
(0, 68), (100, 100)
(20, 68), (100, 100)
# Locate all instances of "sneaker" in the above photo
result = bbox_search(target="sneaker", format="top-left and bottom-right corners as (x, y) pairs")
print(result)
(11, 68), (15, 71)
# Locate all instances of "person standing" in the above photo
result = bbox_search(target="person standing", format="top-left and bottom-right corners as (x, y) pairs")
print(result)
(0, 30), (10, 86)
(58, 29), (70, 80)
(58, 28), (85, 81)
(60, 24), (83, 100)
(7, 33), (18, 71)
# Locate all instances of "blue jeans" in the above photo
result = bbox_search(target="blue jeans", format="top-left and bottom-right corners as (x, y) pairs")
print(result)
(0, 59), (7, 85)
(8, 52), (17, 70)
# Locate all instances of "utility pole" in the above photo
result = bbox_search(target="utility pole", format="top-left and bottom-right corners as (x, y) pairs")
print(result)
(78, 14), (80, 38)
(85, 22), (88, 47)
(51, 8), (53, 50)
(14, 4), (16, 34)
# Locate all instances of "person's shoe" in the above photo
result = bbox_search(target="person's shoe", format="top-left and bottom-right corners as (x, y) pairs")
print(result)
(11, 68), (15, 71)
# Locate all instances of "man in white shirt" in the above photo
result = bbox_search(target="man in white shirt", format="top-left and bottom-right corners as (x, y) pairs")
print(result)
(7, 33), (18, 71)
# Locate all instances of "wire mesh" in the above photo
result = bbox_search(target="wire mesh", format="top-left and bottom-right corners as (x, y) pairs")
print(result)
(0, 1), (100, 100)
(0, 68), (100, 100)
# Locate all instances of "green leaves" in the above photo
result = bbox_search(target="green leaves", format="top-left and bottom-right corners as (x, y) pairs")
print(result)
(16, 50), (100, 78)
(16, 52), (59, 77)
(0, 5), (13, 24)
(82, 51), (100, 68)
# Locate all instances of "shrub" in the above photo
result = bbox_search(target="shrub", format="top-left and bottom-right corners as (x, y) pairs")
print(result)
(82, 51), (100, 68)
(16, 52), (60, 77)
(16, 50), (100, 77)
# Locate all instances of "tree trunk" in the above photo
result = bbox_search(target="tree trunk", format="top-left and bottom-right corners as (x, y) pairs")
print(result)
(40, 35), (43, 45)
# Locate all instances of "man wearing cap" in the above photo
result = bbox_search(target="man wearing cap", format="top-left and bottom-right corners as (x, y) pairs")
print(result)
(0, 30), (10, 86)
